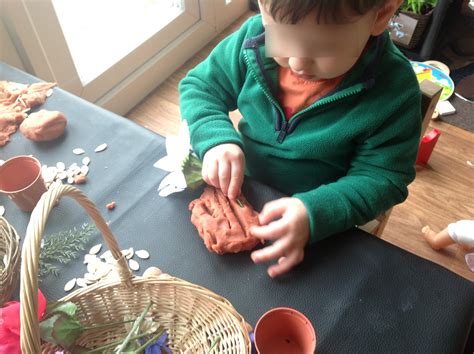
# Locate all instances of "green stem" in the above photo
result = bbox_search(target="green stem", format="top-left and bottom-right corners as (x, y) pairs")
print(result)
(133, 328), (165, 353)
(115, 302), (153, 353)
(86, 333), (149, 353)
(82, 319), (136, 331)
(205, 336), (221, 354)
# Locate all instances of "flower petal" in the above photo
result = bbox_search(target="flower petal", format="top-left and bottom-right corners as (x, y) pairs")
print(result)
(158, 171), (187, 197)
(153, 156), (177, 172)
(38, 289), (47, 320)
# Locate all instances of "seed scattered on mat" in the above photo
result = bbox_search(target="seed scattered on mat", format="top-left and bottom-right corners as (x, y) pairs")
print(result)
(0, 205), (5, 217)
(135, 250), (150, 259)
(129, 259), (140, 271)
(106, 201), (116, 210)
(82, 156), (91, 166)
(94, 143), (107, 152)
(73, 148), (85, 155)
(89, 244), (102, 255)
(64, 278), (76, 292)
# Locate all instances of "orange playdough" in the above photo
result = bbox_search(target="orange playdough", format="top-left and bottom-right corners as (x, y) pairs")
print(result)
(189, 186), (262, 254)
(0, 80), (56, 146)
(20, 109), (67, 141)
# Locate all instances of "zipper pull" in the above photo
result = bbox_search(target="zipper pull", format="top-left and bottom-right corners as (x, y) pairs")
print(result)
(277, 120), (288, 143)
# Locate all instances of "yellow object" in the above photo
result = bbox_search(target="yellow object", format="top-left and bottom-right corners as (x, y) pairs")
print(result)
(414, 66), (433, 82)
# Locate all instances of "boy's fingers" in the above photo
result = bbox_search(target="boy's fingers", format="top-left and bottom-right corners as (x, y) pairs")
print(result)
(251, 237), (290, 263)
(228, 160), (244, 200)
(207, 160), (220, 189)
(267, 251), (302, 278)
(258, 200), (288, 225)
(218, 161), (231, 196)
(250, 219), (287, 240)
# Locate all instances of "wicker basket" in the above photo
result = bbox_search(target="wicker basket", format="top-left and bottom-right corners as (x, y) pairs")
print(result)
(0, 216), (20, 306)
(20, 184), (251, 353)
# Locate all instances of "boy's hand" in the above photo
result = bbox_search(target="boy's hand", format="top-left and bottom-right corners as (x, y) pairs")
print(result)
(250, 197), (310, 278)
(202, 143), (245, 199)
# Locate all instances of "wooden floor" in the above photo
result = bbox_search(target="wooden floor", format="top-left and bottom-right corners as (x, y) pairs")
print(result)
(128, 12), (474, 281)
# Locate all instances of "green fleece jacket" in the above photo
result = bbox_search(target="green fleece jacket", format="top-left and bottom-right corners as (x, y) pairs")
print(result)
(179, 15), (421, 242)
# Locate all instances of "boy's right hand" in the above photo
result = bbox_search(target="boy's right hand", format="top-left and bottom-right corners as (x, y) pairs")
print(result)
(202, 143), (245, 200)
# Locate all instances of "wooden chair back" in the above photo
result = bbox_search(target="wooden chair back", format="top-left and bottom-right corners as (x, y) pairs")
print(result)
(361, 79), (443, 236)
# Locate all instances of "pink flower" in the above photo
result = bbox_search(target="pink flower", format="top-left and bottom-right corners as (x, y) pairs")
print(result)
(0, 290), (46, 354)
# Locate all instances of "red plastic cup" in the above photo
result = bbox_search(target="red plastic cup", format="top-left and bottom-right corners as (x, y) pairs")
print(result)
(0, 155), (47, 212)
(254, 307), (317, 354)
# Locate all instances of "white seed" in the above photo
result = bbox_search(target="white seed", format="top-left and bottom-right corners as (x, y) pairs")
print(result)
(84, 272), (99, 282)
(135, 250), (150, 259)
(46, 88), (53, 97)
(87, 261), (98, 274)
(80, 165), (89, 176)
(100, 250), (112, 259)
(67, 177), (74, 184)
(56, 162), (65, 171)
(89, 243), (102, 255)
(129, 259), (140, 271)
(76, 278), (87, 287)
(57, 171), (68, 180)
(94, 143), (107, 152)
(468, 161), (473, 167)
(64, 278), (76, 292)
(73, 148), (85, 155)
(95, 263), (112, 278)
(0, 205), (5, 217)
(121, 247), (134, 259)
(82, 157), (91, 166)
(84, 254), (97, 264)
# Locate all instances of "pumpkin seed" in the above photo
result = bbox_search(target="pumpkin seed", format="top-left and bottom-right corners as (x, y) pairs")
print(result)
(73, 148), (85, 155)
(129, 259), (140, 271)
(89, 244), (102, 255)
(94, 143), (107, 152)
(135, 250), (150, 259)
(64, 278), (76, 292)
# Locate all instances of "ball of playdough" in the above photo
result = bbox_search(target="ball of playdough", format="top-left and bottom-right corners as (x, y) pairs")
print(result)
(20, 109), (67, 141)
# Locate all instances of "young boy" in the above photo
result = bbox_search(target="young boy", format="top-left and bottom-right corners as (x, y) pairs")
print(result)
(179, 0), (421, 277)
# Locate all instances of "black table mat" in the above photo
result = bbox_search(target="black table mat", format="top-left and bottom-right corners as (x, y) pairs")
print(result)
(1, 62), (473, 353)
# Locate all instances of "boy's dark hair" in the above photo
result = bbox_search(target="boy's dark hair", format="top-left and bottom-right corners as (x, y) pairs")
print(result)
(260, 0), (388, 24)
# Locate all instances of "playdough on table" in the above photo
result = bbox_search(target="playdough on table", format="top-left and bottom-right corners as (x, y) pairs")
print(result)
(20, 109), (67, 141)
(189, 186), (262, 255)
(0, 80), (56, 146)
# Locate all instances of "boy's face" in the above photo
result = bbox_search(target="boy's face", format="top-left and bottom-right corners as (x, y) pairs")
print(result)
(259, 1), (386, 81)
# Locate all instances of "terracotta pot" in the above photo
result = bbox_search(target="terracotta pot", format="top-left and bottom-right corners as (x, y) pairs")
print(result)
(0, 155), (47, 211)
(254, 307), (316, 354)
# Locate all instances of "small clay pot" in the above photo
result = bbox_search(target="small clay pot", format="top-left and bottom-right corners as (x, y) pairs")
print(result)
(254, 307), (316, 354)
(0, 155), (47, 212)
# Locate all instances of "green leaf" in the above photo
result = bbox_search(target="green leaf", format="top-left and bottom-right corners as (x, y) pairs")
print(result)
(51, 313), (84, 349)
(183, 153), (204, 189)
(46, 302), (77, 318)
(39, 314), (61, 344)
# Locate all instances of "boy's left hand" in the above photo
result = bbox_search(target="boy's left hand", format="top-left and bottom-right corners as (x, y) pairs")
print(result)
(250, 197), (309, 278)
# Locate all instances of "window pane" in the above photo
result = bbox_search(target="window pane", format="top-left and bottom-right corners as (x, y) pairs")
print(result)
(52, 0), (185, 84)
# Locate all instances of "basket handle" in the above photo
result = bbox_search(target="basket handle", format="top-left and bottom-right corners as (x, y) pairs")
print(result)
(20, 184), (133, 353)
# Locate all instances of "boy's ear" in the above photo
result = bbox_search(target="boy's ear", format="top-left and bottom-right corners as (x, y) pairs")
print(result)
(371, 0), (403, 36)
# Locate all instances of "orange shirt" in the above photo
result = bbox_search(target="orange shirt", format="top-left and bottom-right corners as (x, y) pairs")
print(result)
(277, 67), (345, 120)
